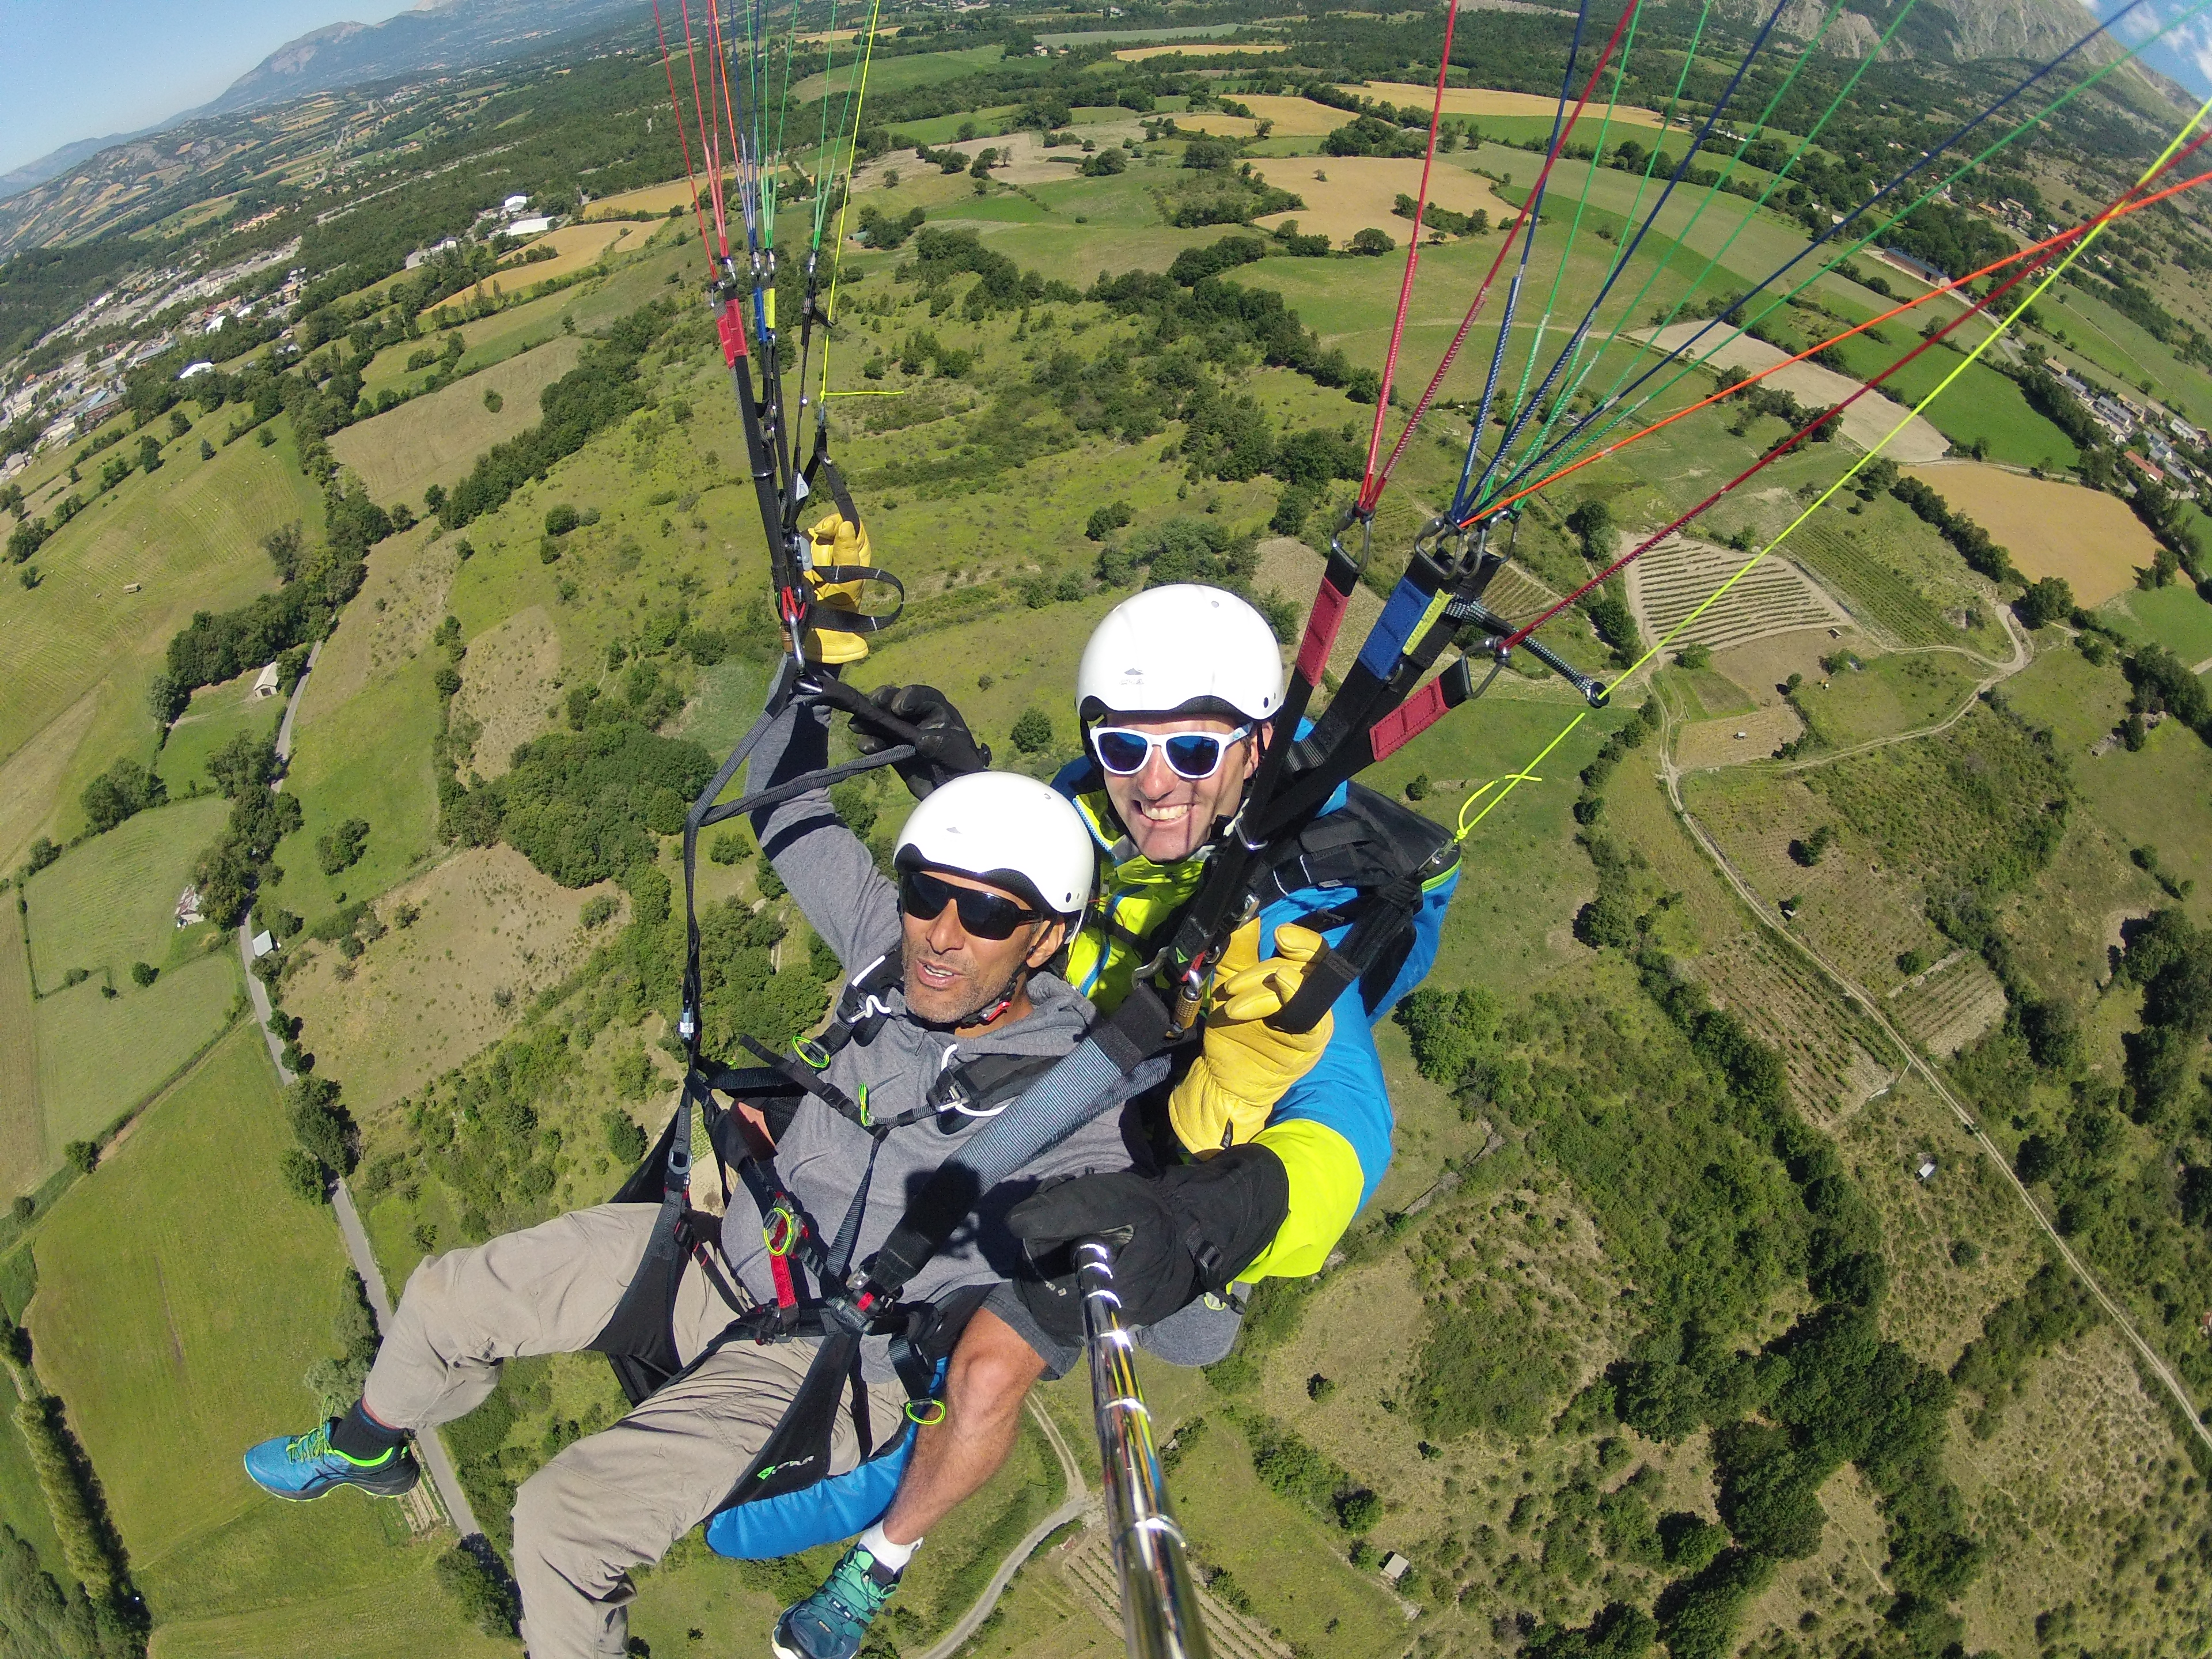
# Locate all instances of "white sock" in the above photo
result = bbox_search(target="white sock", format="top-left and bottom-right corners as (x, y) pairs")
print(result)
(858, 1521), (919, 1572)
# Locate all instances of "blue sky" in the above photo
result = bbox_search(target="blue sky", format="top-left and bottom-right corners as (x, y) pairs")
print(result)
(0, 0), (419, 176)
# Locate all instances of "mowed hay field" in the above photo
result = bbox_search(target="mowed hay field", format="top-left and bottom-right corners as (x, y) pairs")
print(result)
(1904, 461), (2158, 604)
(1347, 82), (1672, 129)
(499, 218), (647, 283)
(25, 797), (239, 1154)
(1248, 154), (1511, 245)
(0, 910), (39, 1202)
(1219, 93), (1348, 135)
(0, 419), (321, 851)
(25, 796), (229, 988)
(331, 334), (583, 502)
(25, 1026), (512, 1659)
(2101, 578), (2212, 665)
(286, 847), (607, 1116)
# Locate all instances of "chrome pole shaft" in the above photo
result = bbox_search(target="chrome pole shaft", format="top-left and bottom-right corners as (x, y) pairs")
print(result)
(1077, 1239), (1213, 1659)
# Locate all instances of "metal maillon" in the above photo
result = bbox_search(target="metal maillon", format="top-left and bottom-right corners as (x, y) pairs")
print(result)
(1079, 1240), (1213, 1659)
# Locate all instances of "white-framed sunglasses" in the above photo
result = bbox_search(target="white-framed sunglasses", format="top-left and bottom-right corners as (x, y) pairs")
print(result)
(1090, 724), (1255, 780)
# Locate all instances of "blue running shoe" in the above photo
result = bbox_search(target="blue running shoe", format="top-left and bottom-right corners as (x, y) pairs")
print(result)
(243, 1421), (418, 1501)
(771, 1541), (904, 1659)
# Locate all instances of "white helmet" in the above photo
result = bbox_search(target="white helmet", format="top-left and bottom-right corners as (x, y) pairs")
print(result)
(893, 771), (1094, 918)
(1075, 585), (1283, 724)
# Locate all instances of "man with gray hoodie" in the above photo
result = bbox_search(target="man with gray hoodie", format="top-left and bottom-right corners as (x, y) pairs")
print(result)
(242, 689), (1130, 1659)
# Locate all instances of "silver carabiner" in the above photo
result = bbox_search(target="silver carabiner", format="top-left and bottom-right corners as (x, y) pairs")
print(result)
(1327, 502), (1374, 579)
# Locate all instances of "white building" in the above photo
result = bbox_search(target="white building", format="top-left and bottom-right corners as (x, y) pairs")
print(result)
(252, 662), (282, 699)
(503, 194), (532, 214)
(178, 361), (216, 380)
(1380, 1554), (1411, 1585)
(507, 215), (554, 237)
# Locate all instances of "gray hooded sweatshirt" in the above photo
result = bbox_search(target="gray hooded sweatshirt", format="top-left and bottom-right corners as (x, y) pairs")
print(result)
(726, 691), (1130, 1379)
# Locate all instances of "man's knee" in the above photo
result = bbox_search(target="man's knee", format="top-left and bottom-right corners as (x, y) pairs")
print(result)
(946, 1312), (1046, 1424)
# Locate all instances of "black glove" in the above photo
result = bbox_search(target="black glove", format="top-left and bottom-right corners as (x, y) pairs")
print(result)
(1009, 1145), (1290, 1343)
(849, 684), (991, 800)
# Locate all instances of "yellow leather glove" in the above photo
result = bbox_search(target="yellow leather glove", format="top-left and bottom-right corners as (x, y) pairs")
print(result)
(1169, 921), (1334, 1156)
(801, 510), (874, 665)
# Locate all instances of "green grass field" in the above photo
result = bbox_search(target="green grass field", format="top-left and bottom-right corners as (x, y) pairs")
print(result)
(791, 42), (1006, 104)
(2100, 581), (2212, 666)
(276, 654), (445, 927)
(0, 411), (321, 857)
(24, 796), (230, 988)
(1830, 332), (2081, 469)
(2005, 645), (2212, 926)
(24, 1025), (510, 1657)
(154, 671), (285, 798)
(32, 952), (237, 1150)
(2045, 283), (2212, 429)
(0, 907), (39, 1203)
(1793, 647), (1987, 749)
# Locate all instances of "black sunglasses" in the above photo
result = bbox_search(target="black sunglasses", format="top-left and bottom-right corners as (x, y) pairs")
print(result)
(897, 868), (1042, 941)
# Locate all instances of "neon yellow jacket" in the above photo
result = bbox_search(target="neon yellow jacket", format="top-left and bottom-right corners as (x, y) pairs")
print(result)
(1053, 765), (1457, 1280)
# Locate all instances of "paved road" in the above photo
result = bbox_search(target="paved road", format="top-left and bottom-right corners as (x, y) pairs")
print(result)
(1656, 676), (2212, 1455)
(237, 640), (486, 1537)
(912, 1401), (1096, 1659)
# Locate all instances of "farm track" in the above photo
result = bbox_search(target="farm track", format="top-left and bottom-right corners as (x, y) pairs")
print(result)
(1657, 646), (2212, 1452)
(236, 639), (483, 1539)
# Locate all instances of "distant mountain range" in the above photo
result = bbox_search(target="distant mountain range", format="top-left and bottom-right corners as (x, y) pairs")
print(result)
(1, 0), (637, 204)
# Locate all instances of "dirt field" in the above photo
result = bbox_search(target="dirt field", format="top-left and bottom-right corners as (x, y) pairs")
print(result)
(1637, 322), (1949, 461)
(286, 847), (610, 1116)
(1344, 82), (1672, 130)
(1624, 533), (1850, 654)
(1673, 702), (1805, 769)
(499, 219), (646, 283)
(1247, 155), (1512, 247)
(329, 335), (582, 503)
(1903, 461), (2159, 605)
(452, 605), (562, 779)
(1115, 41), (1288, 59)
(584, 177), (703, 219)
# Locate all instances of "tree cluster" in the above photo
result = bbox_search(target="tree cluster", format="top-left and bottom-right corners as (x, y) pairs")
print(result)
(443, 721), (715, 889)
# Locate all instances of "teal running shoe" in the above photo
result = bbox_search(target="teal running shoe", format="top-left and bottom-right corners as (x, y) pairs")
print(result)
(771, 1542), (905, 1659)
(243, 1422), (418, 1501)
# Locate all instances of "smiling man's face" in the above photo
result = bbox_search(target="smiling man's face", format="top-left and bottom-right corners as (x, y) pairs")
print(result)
(1096, 711), (1264, 865)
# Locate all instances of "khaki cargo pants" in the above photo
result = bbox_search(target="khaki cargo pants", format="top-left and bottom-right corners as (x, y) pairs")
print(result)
(362, 1203), (906, 1659)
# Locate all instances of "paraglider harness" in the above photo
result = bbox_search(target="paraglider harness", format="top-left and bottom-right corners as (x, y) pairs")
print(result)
(587, 941), (1078, 1536)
